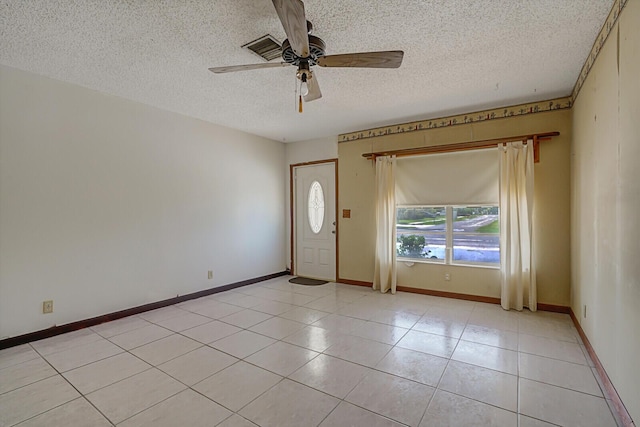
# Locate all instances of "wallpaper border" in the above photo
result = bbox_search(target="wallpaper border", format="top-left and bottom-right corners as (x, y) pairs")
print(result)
(338, 97), (571, 142)
(572, 0), (626, 101)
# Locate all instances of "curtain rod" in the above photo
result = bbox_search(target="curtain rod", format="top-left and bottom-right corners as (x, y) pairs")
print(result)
(362, 132), (560, 163)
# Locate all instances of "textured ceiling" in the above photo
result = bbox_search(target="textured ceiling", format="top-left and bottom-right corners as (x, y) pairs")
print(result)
(1, 1), (613, 142)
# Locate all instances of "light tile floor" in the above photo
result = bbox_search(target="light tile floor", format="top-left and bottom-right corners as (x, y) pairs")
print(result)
(0, 276), (621, 426)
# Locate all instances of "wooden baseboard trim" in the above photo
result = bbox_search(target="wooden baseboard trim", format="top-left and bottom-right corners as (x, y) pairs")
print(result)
(396, 286), (501, 305)
(336, 280), (575, 315)
(0, 270), (289, 351)
(536, 303), (571, 314)
(336, 278), (372, 287)
(336, 279), (501, 305)
(569, 309), (635, 427)
(337, 278), (501, 305)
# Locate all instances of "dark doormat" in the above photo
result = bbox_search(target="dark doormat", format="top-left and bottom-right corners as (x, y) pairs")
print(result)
(289, 277), (328, 286)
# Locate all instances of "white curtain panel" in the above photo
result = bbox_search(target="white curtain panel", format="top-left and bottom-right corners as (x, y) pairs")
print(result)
(373, 155), (397, 294)
(499, 141), (537, 311)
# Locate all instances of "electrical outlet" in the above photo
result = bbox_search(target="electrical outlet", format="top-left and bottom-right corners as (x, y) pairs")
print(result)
(208, 270), (213, 280)
(444, 273), (451, 281)
(42, 300), (54, 314)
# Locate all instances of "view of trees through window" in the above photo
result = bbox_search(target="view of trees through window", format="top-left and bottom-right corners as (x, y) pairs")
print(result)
(397, 206), (500, 265)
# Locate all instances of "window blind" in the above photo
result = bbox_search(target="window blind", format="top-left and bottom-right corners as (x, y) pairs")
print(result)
(395, 148), (499, 205)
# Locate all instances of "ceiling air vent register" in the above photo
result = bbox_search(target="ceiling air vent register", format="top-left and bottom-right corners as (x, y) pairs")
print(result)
(242, 35), (282, 61)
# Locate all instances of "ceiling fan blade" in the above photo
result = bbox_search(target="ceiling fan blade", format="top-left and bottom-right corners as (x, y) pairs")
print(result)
(272, 0), (309, 58)
(303, 72), (322, 102)
(208, 62), (289, 74)
(317, 50), (404, 68)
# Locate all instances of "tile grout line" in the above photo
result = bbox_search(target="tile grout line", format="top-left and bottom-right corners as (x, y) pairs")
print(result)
(517, 322), (521, 427)
(3, 283), (613, 426)
(25, 343), (116, 427)
(416, 311), (468, 427)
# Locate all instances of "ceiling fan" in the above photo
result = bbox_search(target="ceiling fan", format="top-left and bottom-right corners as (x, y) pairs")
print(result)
(209, 0), (404, 110)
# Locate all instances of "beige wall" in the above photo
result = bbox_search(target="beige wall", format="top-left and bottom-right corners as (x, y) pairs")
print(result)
(571, 0), (640, 421)
(0, 65), (286, 339)
(338, 109), (572, 305)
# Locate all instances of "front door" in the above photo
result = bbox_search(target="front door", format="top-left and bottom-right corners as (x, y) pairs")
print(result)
(294, 162), (336, 281)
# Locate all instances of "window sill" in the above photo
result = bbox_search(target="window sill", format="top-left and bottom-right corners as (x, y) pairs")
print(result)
(397, 258), (500, 270)
(451, 262), (500, 270)
(397, 258), (444, 265)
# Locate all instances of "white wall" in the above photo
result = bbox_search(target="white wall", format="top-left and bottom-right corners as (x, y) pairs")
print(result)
(284, 137), (338, 270)
(571, 0), (640, 421)
(0, 65), (286, 339)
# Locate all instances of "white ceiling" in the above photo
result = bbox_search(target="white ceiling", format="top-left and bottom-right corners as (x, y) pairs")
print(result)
(1, 1), (613, 142)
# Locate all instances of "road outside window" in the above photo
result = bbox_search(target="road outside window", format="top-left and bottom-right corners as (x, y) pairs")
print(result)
(397, 205), (500, 266)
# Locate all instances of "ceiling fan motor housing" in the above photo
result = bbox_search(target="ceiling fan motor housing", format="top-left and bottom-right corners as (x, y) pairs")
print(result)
(282, 35), (326, 66)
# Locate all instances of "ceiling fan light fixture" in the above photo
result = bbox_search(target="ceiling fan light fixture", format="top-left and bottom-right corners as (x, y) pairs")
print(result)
(300, 78), (309, 96)
(298, 70), (310, 96)
(297, 62), (311, 96)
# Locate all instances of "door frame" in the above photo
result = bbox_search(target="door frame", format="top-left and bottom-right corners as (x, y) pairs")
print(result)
(290, 158), (339, 278)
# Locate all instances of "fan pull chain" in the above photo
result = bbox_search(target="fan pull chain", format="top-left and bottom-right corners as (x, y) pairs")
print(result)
(298, 78), (303, 113)
(294, 76), (298, 112)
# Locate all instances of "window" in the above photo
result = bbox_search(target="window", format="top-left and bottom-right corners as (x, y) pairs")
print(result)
(307, 180), (325, 234)
(394, 148), (500, 267)
(397, 207), (446, 261)
(452, 206), (499, 264)
(397, 205), (500, 266)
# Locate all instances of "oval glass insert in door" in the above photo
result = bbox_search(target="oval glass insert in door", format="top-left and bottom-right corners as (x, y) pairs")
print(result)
(308, 181), (325, 234)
